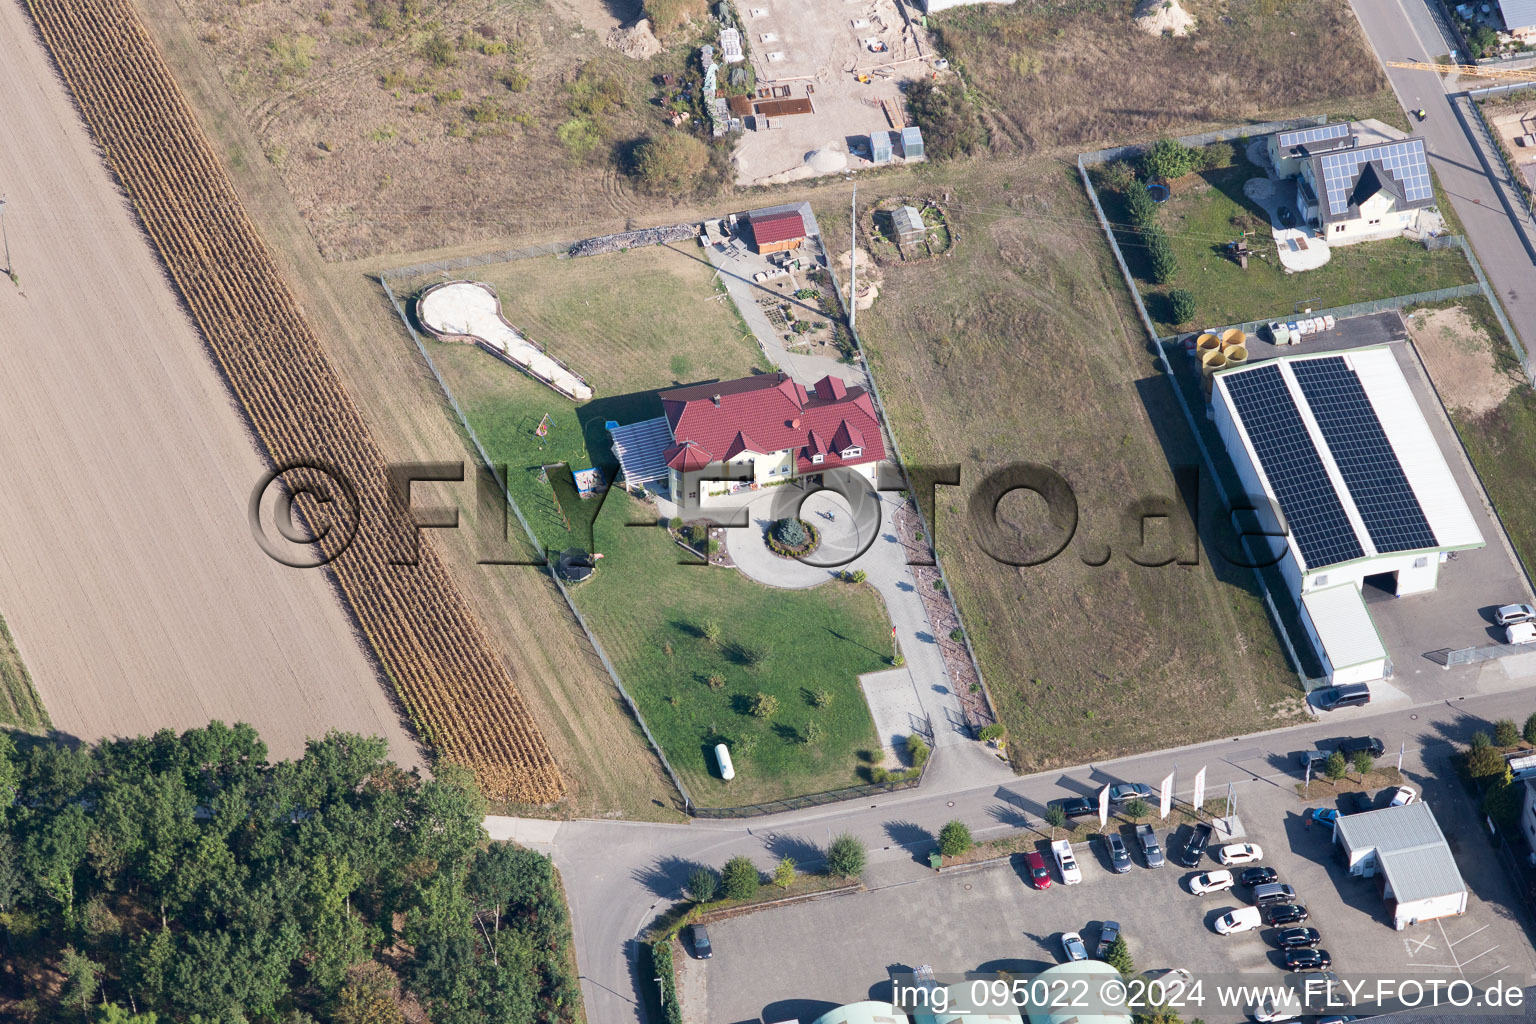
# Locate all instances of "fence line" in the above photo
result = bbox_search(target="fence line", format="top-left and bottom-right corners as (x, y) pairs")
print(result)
(377, 272), (698, 815)
(1160, 279), (1484, 343)
(1078, 115), (1327, 167)
(818, 238), (999, 733)
(385, 238), (577, 284)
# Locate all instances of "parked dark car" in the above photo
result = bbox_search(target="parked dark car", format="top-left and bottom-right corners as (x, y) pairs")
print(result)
(1105, 832), (1132, 874)
(1337, 737), (1385, 759)
(1343, 791), (1373, 814)
(689, 923), (713, 959)
(1284, 948), (1332, 971)
(1278, 205), (1296, 227)
(1050, 796), (1097, 819)
(1315, 683), (1371, 711)
(1239, 866), (1279, 888)
(1182, 822), (1212, 868)
(1265, 904), (1310, 926)
(1273, 927), (1322, 950)
(1097, 920), (1121, 959)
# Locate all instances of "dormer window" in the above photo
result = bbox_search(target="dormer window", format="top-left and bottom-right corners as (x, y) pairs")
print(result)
(811, 454), (824, 464)
(842, 446), (861, 459)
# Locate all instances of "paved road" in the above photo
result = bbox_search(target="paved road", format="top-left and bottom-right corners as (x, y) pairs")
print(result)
(1350, 0), (1536, 356)
(491, 686), (1536, 1024)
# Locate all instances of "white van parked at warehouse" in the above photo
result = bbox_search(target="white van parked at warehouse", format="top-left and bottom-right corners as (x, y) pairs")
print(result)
(1506, 622), (1536, 645)
(1214, 906), (1263, 934)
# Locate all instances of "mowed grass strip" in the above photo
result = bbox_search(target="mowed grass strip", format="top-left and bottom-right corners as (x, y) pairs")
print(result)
(0, 613), (48, 731)
(1099, 151), (1477, 332)
(848, 159), (1305, 772)
(421, 245), (889, 805)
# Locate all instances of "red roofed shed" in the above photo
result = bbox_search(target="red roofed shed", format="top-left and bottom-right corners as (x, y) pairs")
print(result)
(748, 209), (807, 254)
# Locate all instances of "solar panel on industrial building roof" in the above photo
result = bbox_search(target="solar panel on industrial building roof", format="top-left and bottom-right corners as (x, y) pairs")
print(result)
(1276, 122), (1350, 149)
(1319, 139), (1432, 216)
(1223, 365), (1365, 570)
(1289, 357), (1438, 554)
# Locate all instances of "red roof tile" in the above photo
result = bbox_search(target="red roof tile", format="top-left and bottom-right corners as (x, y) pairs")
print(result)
(663, 441), (714, 472)
(749, 210), (806, 246)
(660, 372), (885, 474)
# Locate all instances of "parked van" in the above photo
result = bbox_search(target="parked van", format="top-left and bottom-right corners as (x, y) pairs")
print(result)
(1506, 622), (1536, 645)
(1215, 906), (1264, 935)
(1254, 883), (1299, 907)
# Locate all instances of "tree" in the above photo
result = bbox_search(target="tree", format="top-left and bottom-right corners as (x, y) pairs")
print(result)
(904, 78), (985, 160)
(773, 856), (797, 889)
(1494, 719), (1521, 747)
(1352, 750), (1375, 777)
(702, 619), (722, 644)
(748, 693), (779, 719)
(333, 962), (405, 1024)
(1144, 226), (1178, 284)
(1123, 797), (1149, 821)
(938, 820), (973, 857)
(1467, 744), (1508, 779)
(687, 866), (719, 902)
(826, 833), (867, 879)
(721, 855), (759, 900)
(1324, 750), (1348, 781)
(1472, 730), (1492, 749)
(1140, 137), (1200, 181)
(1524, 712), (1536, 746)
(632, 132), (710, 193)
(1044, 805), (1068, 837)
(1099, 160), (1137, 192)
(1123, 183), (1157, 229)
(59, 946), (103, 1018)
(905, 734), (930, 769)
(1168, 289), (1197, 325)
(1106, 934), (1135, 975)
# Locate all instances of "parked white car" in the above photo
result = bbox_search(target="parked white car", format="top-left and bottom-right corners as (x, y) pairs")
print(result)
(1052, 838), (1082, 885)
(1496, 603), (1536, 626)
(1251, 989), (1302, 1022)
(1214, 906), (1263, 934)
(1506, 622), (1536, 645)
(1390, 786), (1418, 806)
(1217, 842), (1264, 866)
(1189, 869), (1235, 896)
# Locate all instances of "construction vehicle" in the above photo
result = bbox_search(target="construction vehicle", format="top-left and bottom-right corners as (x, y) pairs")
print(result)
(855, 73), (871, 84)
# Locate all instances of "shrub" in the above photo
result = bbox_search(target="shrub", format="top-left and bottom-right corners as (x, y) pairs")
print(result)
(1324, 750), (1348, 781)
(669, 516), (684, 531)
(949, 627), (965, 643)
(773, 517), (808, 546)
(848, 569), (868, 583)
(1467, 744), (1508, 778)
(702, 620), (722, 644)
(1145, 226), (1177, 284)
(1494, 719), (1520, 747)
(905, 78), (985, 160)
(748, 693), (779, 719)
(826, 833), (867, 878)
(1168, 289), (1197, 325)
(938, 820), (974, 857)
(632, 132), (710, 193)
(556, 117), (602, 158)
(811, 689), (833, 709)
(687, 866), (719, 902)
(1123, 797), (1149, 821)
(706, 673), (725, 690)
(468, 97), (500, 124)
(1201, 141), (1236, 170)
(722, 855), (759, 900)
(1106, 935), (1135, 975)
(501, 70), (531, 92)
(1099, 159), (1137, 192)
(420, 31), (455, 67)
(1352, 750), (1375, 777)
(1525, 712), (1536, 746)
(891, 653), (905, 667)
(267, 33), (318, 78)
(1044, 805), (1068, 831)
(649, 941), (683, 1024)
(1123, 183), (1157, 229)
(1140, 137), (1200, 181)
(978, 723), (1006, 743)
(1472, 730), (1492, 749)
(774, 856), (797, 889)
(906, 734), (930, 768)
(645, 0), (709, 35)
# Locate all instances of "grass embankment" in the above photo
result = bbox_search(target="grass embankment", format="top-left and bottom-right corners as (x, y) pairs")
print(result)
(424, 245), (890, 806)
(0, 612), (48, 730)
(1099, 148), (1477, 333)
(852, 157), (1305, 774)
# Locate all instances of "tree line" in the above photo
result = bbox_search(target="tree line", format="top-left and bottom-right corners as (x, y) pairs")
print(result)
(0, 723), (580, 1024)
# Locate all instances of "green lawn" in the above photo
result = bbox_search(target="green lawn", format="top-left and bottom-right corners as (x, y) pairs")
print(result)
(1103, 150), (1478, 333)
(418, 245), (894, 806)
(0, 612), (47, 731)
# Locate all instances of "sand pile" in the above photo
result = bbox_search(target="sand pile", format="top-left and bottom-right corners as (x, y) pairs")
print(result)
(607, 19), (662, 59)
(1134, 0), (1196, 36)
(835, 248), (881, 309)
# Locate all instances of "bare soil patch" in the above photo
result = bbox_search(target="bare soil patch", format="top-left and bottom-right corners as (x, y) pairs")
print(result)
(1407, 305), (1515, 417)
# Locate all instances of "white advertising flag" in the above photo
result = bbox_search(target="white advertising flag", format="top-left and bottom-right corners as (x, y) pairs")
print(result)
(1159, 771), (1175, 820)
(1192, 766), (1207, 814)
(1098, 784), (1110, 829)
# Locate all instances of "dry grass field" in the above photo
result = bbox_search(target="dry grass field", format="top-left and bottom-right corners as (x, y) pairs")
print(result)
(0, 0), (413, 765)
(0, 614), (48, 732)
(930, 0), (1398, 157)
(843, 160), (1306, 771)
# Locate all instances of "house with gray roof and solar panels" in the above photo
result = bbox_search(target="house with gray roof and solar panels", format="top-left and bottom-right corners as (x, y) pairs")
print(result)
(1499, 0), (1536, 41)
(1211, 347), (1485, 684)
(1266, 123), (1436, 244)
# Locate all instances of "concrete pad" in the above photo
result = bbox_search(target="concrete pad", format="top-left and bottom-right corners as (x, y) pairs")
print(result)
(859, 667), (927, 753)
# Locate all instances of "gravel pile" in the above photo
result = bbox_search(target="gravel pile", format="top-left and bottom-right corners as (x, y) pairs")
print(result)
(568, 223), (698, 257)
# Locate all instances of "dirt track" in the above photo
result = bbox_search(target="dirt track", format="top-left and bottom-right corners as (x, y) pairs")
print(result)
(0, 0), (418, 766)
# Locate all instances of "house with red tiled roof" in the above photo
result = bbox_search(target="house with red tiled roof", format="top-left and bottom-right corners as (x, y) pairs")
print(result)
(746, 205), (808, 255)
(659, 371), (886, 507)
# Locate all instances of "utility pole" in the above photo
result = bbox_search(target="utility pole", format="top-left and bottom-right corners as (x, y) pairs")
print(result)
(0, 195), (10, 278)
(848, 182), (857, 332)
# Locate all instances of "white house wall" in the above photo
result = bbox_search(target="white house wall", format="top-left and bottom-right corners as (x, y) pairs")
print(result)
(1302, 549), (1440, 596)
(1396, 892), (1467, 929)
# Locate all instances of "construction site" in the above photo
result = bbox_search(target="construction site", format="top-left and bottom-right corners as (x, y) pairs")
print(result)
(728, 0), (941, 184)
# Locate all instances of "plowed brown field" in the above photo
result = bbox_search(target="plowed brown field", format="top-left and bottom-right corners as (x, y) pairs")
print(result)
(23, 0), (562, 803)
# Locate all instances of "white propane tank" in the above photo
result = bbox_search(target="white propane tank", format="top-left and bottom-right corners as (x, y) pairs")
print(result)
(715, 743), (736, 781)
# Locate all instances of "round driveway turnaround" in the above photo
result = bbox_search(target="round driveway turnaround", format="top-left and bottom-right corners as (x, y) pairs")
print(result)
(726, 488), (868, 588)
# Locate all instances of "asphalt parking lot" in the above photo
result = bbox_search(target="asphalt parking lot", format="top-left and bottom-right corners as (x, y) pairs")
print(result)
(679, 765), (1536, 1024)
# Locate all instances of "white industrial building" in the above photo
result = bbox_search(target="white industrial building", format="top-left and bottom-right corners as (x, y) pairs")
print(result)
(1212, 347), (1484, 683)
(1334, 801), (1468, 930)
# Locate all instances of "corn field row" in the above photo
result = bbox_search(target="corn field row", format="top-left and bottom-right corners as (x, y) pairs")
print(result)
(25, 0), (564, 803)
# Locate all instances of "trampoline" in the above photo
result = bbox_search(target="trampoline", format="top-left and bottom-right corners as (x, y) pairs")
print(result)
(1146, 182), (1170, 203)
(554, 548), (596, 583)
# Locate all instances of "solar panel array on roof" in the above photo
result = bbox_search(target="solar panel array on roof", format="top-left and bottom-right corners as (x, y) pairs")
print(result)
(1320, 139), (1432, 216)
(1224, 365), (1365, 569)
(1290, 357), (1438, 554)
(1277, 122), (1351, 149)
